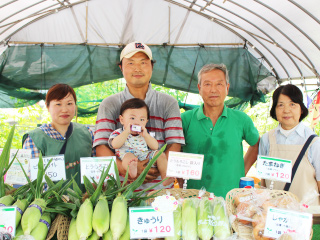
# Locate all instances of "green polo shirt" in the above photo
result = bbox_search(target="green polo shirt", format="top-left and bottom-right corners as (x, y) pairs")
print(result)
(181, 104), (259, 198)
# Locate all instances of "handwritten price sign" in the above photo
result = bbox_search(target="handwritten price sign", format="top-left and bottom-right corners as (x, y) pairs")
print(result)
(30, 155), (66, 182)
(166, 151), (204, 180)
(80, 157), (116, 183)
(1, 149), (31, 185)
(256, 156), (292, 183)
(129, 207), (174, 239)
(264, 207), (312, 239)
(0, 207), (16, 237)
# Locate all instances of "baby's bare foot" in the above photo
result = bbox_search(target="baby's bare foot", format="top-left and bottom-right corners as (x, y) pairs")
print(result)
(129, 158), (138, 178)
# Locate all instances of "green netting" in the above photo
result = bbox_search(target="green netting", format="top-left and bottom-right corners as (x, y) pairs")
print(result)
(0, 45), (272, 114)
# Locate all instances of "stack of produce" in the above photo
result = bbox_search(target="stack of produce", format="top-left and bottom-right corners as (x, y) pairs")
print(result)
(162, 195), (232, 240)
(230, 188), (302, 240)
(0, 126), (86, 240)
(66, 145), (168, 240)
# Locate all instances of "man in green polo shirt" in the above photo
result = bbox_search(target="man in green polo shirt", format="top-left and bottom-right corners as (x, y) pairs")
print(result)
(181, 63), (260, 198)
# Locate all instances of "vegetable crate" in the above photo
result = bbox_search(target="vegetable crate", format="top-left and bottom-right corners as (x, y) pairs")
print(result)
(226, 188), (313, 240)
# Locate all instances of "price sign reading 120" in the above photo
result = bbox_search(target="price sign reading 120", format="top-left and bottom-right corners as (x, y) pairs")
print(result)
(129, 207), (174, 239)
(0, 207), (16, 237)
(256, 156), (292, 183)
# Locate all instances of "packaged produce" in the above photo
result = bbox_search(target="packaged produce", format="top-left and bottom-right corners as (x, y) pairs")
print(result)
(197, 197), (214, 240)
(165, 203), (182, 240)
(182, 198), (198, 240)
(212, 197), (232, 239)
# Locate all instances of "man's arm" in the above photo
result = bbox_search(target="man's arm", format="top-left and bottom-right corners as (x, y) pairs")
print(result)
(165, 143), (181, 157)
(244, 138), (260, 175)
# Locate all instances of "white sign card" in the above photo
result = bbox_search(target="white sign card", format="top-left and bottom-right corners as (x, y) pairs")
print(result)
(264, 207), (312, 239)
(0, 207), (17, 237)
(1, 149), (31, 185)
(80, 156), (116, 184)
(256, 155), (292, 183)
(30, 155), (66, 182)
(129, 207), (174, 239)
(166, 151), (204, 180)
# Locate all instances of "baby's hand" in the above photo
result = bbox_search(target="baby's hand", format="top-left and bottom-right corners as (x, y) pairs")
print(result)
(140, 126), (148, 137)
(124, 123), (132, 134)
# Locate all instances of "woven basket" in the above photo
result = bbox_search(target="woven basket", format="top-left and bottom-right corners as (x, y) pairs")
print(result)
(225, 188), (313, 240)
(46, 214), (71, 240)
(146, 188), (210, 205)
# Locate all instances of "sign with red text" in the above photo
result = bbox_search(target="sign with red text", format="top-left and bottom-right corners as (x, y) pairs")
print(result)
(80, 157), (115, 183)
(256, 156), (292, 183)
(264, 207), (312, 239)
(129, 207), (174, 239)
(166, 151), (203, 180)
(0, 207), (16, 237)
(30, 155), (66, 182)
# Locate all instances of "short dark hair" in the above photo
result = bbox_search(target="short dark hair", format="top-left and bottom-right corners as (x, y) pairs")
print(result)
(270, 84), (308, 121)
(46, 84), (77, 107)
(120, 98), (150, 119)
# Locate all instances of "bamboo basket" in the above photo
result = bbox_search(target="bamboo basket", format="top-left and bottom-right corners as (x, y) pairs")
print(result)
(225, 188), (313, 240)
(46, 214), (70, 240)
(146, 188), (211, 205)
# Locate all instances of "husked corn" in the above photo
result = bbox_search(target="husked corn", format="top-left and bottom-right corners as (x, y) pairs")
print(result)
(76, 198), (93, 240)
(92, 196), (110, 237)
(110, 195), (127, 240)
(119, 216), (130, 240)
(68, 218), (78, 240)
(102, 229), (113, 240)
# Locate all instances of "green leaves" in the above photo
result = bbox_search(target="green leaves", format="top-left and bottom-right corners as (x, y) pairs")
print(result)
(0, 125), (15, 197)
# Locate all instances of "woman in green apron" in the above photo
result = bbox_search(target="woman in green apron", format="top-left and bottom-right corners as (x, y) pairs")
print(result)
(22, 84), (94, 190)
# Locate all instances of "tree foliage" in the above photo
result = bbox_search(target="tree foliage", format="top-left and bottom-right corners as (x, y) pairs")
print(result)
(0, 82), (319, 149)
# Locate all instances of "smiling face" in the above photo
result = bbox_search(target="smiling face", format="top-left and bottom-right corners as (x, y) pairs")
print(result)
(119, 107), (148, 132)
(47, 93), (76, 128)
(198, 69), (230, 109)
(120, 52), (153, 88)
(275, 94), (302, 130)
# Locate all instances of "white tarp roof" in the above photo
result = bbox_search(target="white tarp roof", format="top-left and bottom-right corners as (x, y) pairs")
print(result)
(0, 0), (319, 88)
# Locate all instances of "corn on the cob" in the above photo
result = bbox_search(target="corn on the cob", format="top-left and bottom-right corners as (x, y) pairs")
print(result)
(102, 229), (113, 240)
(0, 195), (14, 206)
(76, 198), (93, 240)
(92, 196), (110, 237)
(119, 216), (130, 240)
(68, 218), (79, 240)
(12, 199), (29, 227)
(87, 231), (100, 240)
(14, 224), (24, 239)
(165, 204), (182, 240)
(21, 198), (47, 235)
(197, 197), (214, 240)
(110, 194), (127, 240)
(30, 212), (52, 240)
(182, 198), (197, 240)
(212, 197), (231, 239)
